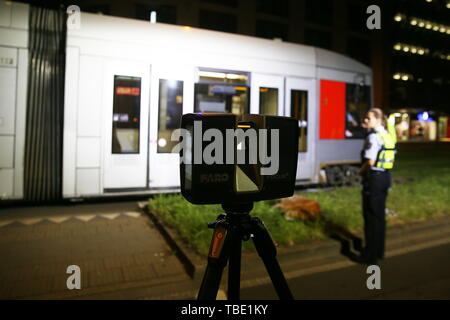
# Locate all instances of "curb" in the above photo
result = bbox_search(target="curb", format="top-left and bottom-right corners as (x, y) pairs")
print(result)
(143, 205), (207, 279)
(142, 204), (353, 280)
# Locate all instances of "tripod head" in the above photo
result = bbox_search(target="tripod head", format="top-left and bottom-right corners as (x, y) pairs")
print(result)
(221, 202), (254, 215)
(207, 203), (255, 243)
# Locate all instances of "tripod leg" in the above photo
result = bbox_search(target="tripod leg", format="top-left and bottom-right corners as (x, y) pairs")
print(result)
(227, 225), (241, 300)
(250, 217), (294, 300)
(197, 223), (231, 300)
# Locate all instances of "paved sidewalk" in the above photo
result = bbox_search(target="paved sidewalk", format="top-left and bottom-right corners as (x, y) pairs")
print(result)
(0, 201), (189, 299)
(81, 212), (450, 300)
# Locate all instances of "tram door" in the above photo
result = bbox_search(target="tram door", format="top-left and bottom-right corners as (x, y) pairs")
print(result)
(103, 60), (150, 190)
(285, 77), (316, 181)
(148, 65), (194, 188)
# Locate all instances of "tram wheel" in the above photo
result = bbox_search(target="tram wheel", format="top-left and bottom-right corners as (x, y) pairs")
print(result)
(325, 166), (345, 187)
(343, 165), (361, 185)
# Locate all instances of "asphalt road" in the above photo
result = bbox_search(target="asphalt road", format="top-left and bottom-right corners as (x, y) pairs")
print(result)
(240, 242), (450, 300)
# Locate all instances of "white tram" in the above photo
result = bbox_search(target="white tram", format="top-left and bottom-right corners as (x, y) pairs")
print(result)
(0, 3), (372, 200)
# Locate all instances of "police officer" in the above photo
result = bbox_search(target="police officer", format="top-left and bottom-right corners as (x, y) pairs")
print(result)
(358, 108), (396, 265)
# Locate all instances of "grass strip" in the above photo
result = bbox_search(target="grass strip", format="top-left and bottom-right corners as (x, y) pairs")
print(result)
(148, 144), (450, 255)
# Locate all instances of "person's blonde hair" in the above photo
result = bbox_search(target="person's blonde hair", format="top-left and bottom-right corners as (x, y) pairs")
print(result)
(368, 108), (386, 127)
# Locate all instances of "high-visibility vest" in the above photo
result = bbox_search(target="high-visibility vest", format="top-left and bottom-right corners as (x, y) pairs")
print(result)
(375, 122), (397, 170)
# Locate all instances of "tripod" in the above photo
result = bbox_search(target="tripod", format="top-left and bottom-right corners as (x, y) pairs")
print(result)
(197, 203), (294, 300)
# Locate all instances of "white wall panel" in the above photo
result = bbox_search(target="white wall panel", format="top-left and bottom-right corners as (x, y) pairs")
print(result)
(0, 46), (17, 67)
(0, 29), (28, 48)
(0, 136), (14, 168)
(0, 2), (12, 28)
(0, 168), (13, 198)
(11, 2), (28, 30)
(14, 48), (27, 198)
(76, 168), (100, 195)
(0, 67), (17, 135)
(63, 46), (79, 197)
(77, 137), (100, 168)
(77, 55), (103, 137)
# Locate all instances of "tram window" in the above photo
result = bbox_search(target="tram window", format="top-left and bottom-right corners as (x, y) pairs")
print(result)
(158, 79), (184, 153)
(345, 83), (371, 139)
(194, 83), (249, 115)
(112, 75), (141, 154)
(198, 70), (248, 85)
(291, 90), (308, 152)
(260, 87), (278, 116)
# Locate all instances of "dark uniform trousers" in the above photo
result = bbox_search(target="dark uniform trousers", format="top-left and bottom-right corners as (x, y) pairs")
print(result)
(362, 169), (391, 260)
